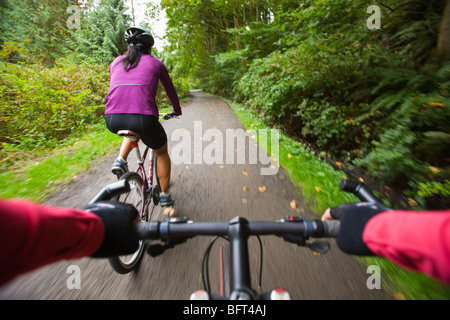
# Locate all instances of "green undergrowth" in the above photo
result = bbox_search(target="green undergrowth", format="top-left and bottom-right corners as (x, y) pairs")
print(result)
(0, 102), (176, 204)
(0, 125), (121, 203)
(229, 98), (450, 300)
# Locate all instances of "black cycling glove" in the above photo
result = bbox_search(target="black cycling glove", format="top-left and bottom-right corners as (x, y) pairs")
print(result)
(82, 201), (140, 258)
(163, 112), (175, 120)
(331, 202), (386, 256)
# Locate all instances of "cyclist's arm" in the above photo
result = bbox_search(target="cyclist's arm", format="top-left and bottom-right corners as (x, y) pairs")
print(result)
(0, 199), (104, 286)
(363, 210), (450, 285)
(159, 63), (182, 116)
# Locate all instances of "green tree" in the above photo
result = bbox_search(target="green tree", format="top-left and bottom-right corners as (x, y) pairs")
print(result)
(160, 0), (281, 94)
(69, 0), (131, 64)
(0, 0), (79, 65)
(158, 0), (449, 208)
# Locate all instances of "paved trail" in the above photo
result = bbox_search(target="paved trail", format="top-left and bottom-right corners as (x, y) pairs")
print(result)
(0, 91), (390, 300)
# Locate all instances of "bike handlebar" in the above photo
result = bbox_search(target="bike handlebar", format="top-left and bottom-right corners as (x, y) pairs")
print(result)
(88, 178), (391, 299)
(339, 179), (391, 211)
(88, 178), (388, 244)
(88, 179), (130, 204)
(134, 216), (341, 241)
(161, 112), (179, 120)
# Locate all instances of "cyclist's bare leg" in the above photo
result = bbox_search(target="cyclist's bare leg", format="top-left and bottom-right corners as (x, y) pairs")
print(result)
(154, 143), (171, 194)
(118, 137), (133, 161)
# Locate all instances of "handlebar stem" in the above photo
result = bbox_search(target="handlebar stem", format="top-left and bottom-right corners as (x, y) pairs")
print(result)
(228, 217), (257, 300)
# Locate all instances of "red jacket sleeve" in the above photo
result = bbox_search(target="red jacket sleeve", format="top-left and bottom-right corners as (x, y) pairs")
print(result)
(0, 199), (105, 286)
(363, 210), (450, 284)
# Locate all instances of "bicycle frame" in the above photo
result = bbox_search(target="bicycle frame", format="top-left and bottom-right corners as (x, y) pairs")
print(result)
(129, 140), (155, 191)
(120, 135), (159, 216)
(123, 113), (170, 196)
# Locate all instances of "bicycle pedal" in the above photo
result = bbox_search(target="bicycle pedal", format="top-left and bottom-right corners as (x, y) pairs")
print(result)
(163, 207), (176, 217)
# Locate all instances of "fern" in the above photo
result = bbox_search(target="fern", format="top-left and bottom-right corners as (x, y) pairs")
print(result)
(418, 181), (450, 199)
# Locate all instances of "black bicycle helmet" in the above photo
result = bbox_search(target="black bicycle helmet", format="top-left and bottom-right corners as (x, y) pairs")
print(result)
(125, 26), (154, 48)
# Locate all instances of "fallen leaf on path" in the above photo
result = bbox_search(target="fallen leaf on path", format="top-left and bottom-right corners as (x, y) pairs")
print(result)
(258, 186), (266, 192)
(290, 200), (297, 209)
(242, 198), (247, 204)
(243, 186), (248, 191)
(242, 171), (248, 176)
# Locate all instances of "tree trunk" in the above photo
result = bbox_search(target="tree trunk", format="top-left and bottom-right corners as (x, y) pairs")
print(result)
(233, 6), (240, 49)
(437, 0), (450, 64)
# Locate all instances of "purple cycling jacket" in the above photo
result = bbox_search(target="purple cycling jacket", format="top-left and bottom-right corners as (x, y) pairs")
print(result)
(105, 55), (181, 117)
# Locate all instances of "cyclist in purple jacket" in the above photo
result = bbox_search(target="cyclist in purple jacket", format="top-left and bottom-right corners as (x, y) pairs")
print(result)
(105, 27), (182, 207)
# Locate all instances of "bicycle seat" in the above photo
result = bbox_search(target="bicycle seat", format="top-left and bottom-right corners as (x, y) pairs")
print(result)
(117, 130), (140, 142)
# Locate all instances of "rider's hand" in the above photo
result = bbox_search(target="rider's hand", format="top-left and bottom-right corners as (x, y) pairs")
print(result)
(322, 202), (386, 256)
(82, 201), (140, 258)
(163, 112), (179, 120)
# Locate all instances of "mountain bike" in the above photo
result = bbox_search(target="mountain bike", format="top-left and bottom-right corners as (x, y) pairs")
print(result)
(89, 178), (385, 299)
(95, 113), (177, 274)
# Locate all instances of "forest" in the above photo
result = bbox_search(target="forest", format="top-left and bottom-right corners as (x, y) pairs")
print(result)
(0, 0), (449, 210)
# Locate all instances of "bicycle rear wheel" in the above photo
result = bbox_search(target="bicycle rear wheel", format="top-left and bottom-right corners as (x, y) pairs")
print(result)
(109, 172), (147, 274)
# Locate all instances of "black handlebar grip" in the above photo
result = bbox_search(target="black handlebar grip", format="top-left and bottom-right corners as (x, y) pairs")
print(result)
(339, 179), (377, 203)
(134, 221), (160, 240)
(88, 179), (130, 204)
(339, 179), (360, 193)
(323, 220), (340, 237)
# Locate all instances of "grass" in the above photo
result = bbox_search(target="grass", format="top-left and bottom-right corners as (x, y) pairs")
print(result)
(0, 125), (121, 203)
(0, 106), (175, 203)
(228, 100), (450, 300)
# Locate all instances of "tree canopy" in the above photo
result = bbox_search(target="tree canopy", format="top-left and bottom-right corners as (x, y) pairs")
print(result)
(160, 0), (450, 209)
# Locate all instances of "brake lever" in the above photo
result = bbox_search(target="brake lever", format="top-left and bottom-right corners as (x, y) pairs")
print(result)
(282, 234), (330, 254)
(282, 234), (306, 246)
(282, 216), (330, 254)
(147, 244), (175, 257)
(305, 241), (330, 254)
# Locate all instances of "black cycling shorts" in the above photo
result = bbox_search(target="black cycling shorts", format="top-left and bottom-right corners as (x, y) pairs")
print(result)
(105, 114), (167, 150)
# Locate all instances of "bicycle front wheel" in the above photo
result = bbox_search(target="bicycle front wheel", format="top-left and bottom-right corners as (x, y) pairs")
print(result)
(109, 172), (147, 274)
